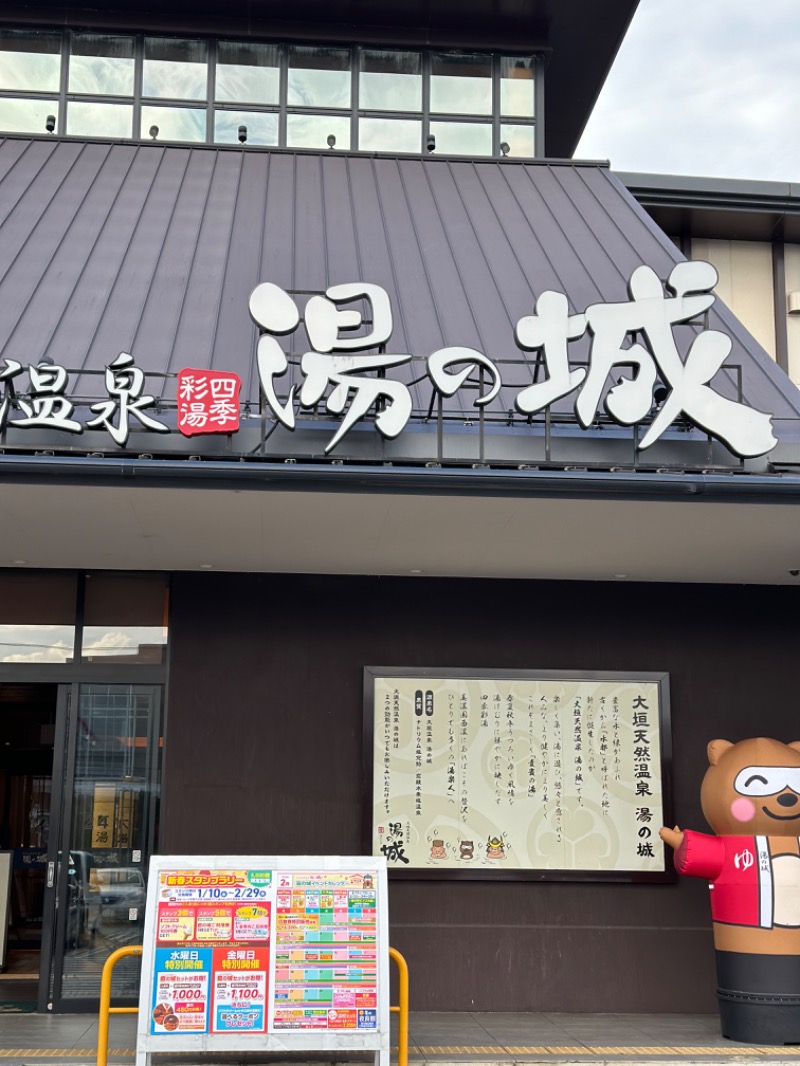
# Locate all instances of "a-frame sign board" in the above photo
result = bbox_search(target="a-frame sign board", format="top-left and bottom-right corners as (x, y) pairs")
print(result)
(136, 855), (389, 1066)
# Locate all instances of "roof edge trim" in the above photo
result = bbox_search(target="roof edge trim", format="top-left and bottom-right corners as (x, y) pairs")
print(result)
(1, 455), (799, 505)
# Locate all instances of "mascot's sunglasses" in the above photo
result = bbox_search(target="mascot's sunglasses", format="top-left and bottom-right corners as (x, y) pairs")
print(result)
(734, 766), (800, 797)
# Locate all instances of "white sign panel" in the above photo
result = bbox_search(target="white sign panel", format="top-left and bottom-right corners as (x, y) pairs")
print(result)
(366, 669), (671, 880)
(136, 856), (390, 1066)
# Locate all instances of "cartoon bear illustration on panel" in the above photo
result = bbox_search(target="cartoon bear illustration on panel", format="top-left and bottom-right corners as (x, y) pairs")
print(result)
(660, 738), (800, 1044)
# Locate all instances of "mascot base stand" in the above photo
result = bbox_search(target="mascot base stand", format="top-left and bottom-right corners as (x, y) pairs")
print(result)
(715, 952), (800, 1044)
(661, 738), (800, 1045)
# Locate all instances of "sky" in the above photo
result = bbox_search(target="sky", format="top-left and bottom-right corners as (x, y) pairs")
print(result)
(575, 0), (800, 183)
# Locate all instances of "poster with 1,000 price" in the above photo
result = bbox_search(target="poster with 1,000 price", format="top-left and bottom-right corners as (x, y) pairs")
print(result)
(366, 669), (672, 881)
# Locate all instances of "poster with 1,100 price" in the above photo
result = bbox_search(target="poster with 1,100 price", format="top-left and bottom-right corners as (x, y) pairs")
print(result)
(367, 669), (671, 880)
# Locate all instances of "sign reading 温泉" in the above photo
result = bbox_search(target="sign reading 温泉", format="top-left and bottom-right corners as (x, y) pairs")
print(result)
(0, 261), (778, 458)
(365, 668), (671, 881)
(136, 856), (389, 1066)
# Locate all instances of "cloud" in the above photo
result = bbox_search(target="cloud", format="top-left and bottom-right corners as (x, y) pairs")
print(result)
(0, 624), (73, 662)
(576, 0), (800, 181)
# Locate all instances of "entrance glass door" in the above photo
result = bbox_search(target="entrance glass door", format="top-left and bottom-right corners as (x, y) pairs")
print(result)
(0, 683), (58, 1001)
(42, 683), (161, 1011)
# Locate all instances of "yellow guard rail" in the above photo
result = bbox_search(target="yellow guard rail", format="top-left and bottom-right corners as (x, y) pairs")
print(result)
(97, 945), (142, 1066)
(97, 944), (409, 1066)
(389, 946), (410, 1066)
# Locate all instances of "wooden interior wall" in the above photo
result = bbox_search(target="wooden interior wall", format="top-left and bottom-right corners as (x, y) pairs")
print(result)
(162, 572), (800, 1012)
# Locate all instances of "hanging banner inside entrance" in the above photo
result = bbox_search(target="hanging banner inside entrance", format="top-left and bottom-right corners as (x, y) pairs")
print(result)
(136, 856), (389, 1066)
(365, 668), (672, 881)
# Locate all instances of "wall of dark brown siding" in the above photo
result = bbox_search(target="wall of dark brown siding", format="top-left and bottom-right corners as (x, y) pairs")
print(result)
(162, 573), (800, 1012)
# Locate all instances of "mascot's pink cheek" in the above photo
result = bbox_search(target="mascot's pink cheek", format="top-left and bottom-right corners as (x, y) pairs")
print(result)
(731, 797), (756, 822)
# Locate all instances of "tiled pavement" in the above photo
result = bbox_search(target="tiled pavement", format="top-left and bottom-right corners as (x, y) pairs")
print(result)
(0, 1012), (799, 1065)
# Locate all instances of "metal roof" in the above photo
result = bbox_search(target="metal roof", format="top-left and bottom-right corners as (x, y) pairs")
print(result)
(620, 171), (800, 243)
(0, 136), (799, 445)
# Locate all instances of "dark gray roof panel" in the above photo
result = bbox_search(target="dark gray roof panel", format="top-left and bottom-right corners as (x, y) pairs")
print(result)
(0, 136), (799, 432)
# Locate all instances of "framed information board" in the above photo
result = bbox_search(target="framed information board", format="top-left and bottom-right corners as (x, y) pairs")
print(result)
(365, 668), (672, 882)
(136, 856), (389, 1066)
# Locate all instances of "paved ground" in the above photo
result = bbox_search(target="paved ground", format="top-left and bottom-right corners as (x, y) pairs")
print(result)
(0, 1012), (798, 1065)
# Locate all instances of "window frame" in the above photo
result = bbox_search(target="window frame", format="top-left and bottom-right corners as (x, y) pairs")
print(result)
(0, 30), (542, 158)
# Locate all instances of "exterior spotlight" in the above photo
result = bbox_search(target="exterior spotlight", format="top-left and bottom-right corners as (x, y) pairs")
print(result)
(45, 115), (55, 133)
(426, 134), (436, 153)
(149, 125), (159, 140)
(238, 124), (247, 143)
(500, 141), (510, 156)
(326, 134), (336, 149)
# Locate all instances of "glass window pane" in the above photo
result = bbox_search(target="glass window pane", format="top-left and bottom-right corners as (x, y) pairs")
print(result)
(501, 56), (535, 117)
(430, 52), (491, 116)
(501, 123), (535, 158)
(359, 117), (420, 153)
(143, 37), (208, 100)
(430, 120), (492, 156)
(360, 50), (421, 112)
(69, 34), (134, 96)
(288, 46), (350, 109)
(0, 30), (61, 93)
(0, 573), (76, 663)
(0, 99), (59, 136)
(67, 101), (133, 138)
(141, 104), (206, 142)
(214, 109), (278, 145)
(287, 113), (350, 150)
(216, 41), (279, 105)
(82, 574), (168, 665)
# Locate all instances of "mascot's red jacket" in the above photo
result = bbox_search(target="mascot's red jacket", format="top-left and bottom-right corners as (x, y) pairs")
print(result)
(675, 829), (797, 929)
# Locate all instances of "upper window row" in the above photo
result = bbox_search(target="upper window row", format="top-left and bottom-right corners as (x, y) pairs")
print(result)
(0, 31), (538, 157)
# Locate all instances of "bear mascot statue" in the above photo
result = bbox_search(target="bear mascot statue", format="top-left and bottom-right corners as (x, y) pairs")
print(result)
(660, 738), (800, 1044)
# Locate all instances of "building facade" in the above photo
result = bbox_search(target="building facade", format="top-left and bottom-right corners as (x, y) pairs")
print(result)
(1, 0), (800, 1017)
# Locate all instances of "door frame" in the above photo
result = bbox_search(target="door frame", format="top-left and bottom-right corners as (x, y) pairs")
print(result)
(37, 682), (72, 1013)
(38, 682), (163, 1013)
(0, 569), (169, 1012)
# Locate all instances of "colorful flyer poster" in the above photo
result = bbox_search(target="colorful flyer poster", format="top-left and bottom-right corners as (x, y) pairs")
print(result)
(212, 946), (269, 1032)
(272, 872), (378, 1031)
(151, 947), (212, 1034)
(150, 872), (273, 1038)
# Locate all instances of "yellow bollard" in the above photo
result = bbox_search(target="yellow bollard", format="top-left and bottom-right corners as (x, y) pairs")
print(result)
(389, 946), (409, 1066)
(97, 945), (142, 1066)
